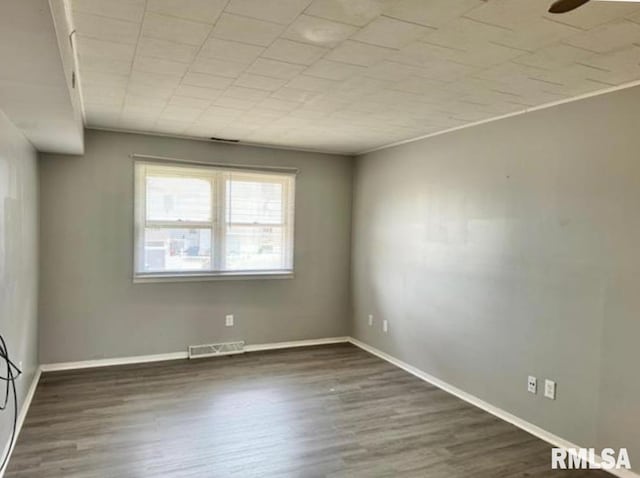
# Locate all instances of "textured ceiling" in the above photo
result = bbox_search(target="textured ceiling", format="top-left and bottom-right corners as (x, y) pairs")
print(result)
(72, 0), (640, 154)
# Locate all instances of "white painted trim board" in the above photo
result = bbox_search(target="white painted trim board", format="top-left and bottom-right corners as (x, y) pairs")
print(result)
(357, 79), (640, 156)
(89, 79), (640, 158)
(4, 337), (349, 474)
(0, 367), (42, 478)
(347, 337), (639, 478)
(89, 127), (352, 157)
(85, 80), (640, 158)
(40, 337), (349, 372)
(40, 351), (188, 372)
(11, 337), (639, 477)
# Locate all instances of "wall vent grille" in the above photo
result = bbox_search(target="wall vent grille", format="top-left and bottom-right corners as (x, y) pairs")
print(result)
(188, 341), (245, 359)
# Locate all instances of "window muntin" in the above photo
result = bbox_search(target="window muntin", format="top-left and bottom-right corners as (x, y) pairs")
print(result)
(134, 162), (294, 279)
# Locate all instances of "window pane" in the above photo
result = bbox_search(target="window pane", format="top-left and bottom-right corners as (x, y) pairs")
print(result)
(147, 176), (211, 222)
(143, 228), (211, 272)
(226, 178), (283, 224)
(225, 225), (285, 270)
(135, 164), (294, 278)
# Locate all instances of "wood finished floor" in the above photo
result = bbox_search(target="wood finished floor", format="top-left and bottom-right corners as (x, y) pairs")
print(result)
(7, 344), (610, 478)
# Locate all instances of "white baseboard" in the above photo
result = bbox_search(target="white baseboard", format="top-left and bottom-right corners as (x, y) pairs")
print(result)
(40, 351), (189, 372)
(40, 336), (350, 372)
(347, 337), (639, 478)
(3, 338), (348, 474)
(245, 336), (348, 352)
(18, 338), (638, 477)
(0, 367), (42, 478)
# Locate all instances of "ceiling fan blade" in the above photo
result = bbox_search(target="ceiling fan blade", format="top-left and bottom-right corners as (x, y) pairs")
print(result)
(548, 0), (591, 13)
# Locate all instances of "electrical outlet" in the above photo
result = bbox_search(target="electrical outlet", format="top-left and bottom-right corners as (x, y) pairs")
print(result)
(225, 314), (234, 327)
(544, 379), (556, 400)
(383, 319), (388, 333)
(527, 376), (537, 394)
(368, 314), (373, 326)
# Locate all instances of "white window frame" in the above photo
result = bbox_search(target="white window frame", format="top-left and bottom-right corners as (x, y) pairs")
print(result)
(133, 160), (295, 283)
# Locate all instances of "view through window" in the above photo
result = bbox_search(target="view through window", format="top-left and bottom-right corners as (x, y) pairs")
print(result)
(134, 161), (295, 278)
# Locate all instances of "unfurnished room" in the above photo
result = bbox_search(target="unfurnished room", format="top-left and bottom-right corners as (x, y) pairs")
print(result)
(1, 0), (639, 477)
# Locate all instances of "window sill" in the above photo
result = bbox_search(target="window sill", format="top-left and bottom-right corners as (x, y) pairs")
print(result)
(133, 271), (294, 283)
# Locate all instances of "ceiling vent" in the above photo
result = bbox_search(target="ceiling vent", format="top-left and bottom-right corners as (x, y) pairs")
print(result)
(188, 341), (245, 359)
(210, 137), (240, 143)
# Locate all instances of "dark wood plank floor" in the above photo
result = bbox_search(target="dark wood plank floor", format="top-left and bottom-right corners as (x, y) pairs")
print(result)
(7, 344), (610, 477)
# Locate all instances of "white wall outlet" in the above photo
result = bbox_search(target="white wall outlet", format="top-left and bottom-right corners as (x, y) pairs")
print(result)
(368, 314), (373, 326)
(527, 376), (537, 394)
(225, 314), (234, 327)
(383, 319), (388, 333)
(544, 379), (556, 400)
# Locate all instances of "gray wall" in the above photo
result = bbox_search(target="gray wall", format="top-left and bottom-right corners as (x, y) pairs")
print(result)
(39, 129), (353, 363)
(351, 86), (640, 463)
(0, 110), (38, 457)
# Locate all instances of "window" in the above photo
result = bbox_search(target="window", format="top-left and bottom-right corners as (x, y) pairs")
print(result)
(134, 161), (295, 281)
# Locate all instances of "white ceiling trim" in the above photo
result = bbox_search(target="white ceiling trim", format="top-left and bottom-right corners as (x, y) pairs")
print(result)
(356, 77), (640, 156)
(88, 126), (353, 156)
(91, 77), (640, 159)
(71, 0), (640, 155)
